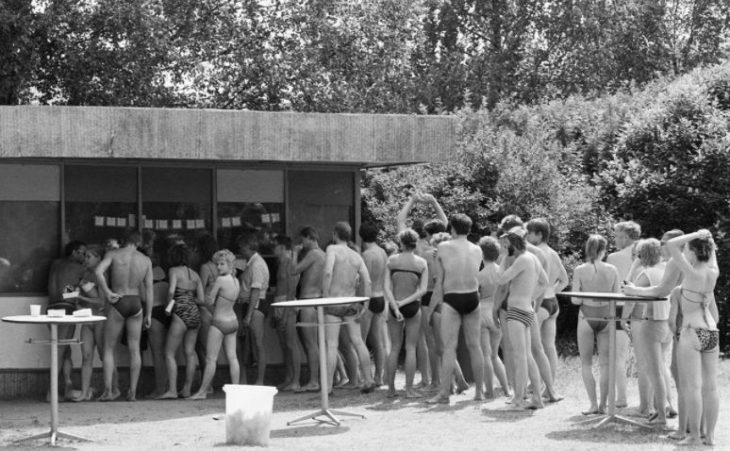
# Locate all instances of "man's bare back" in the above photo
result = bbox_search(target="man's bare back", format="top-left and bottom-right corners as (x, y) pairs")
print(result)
(324, 244), (371, 297)
(498, 253), (544, 311)
(106, 247), (151, 296)
(438, 238), (482, 294)
(293, 248), (325, 299)
(362, 244), (387, 297)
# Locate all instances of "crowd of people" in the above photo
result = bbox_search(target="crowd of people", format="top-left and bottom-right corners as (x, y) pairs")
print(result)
(43, 195), (720, 446)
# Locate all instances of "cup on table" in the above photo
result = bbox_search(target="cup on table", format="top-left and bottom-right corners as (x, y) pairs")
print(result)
(30, 304), (41, 316)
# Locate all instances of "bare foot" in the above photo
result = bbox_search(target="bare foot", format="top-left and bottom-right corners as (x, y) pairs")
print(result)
(277, 380), (293, 390)
(188, 391), (207, 400)
(413, 381), (429, 390)
(334, 378), (350, 388)
(98, 390), (116, 402)
(111, 389), (121, 401)
(281, 383), (301, 392)
(473, 392), (484, 402)
(426, 394), (450, 404)
(667, 431), (686, 441)
(155, 391), (178, 400)
(405, 388), (422, 399)
(547, 395), (564, 403)
(179, 389), (191, 399)
(524, 401), (543, 410)
(126, 390), (136, 402)
(678, 436), (703, 446)
(386, 390), (398, 399)
(456, 382), (469, 395)
(145, 391), (165, 400)
(300, 382), (320, 393)
(703, 435), (714, 446)
(360, 383), (377, 394)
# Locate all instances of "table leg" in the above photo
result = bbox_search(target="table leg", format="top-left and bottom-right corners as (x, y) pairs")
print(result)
(286, 306), (364, 427)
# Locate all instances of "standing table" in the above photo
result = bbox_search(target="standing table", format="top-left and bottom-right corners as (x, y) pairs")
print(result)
(562, 292), (667, 429)
(2, 314), (106, 445)
(271, 296), (368, 426)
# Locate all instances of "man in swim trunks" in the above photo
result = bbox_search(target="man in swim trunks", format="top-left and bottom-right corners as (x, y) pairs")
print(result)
(272, 235), (302, 391)
(398, 193), (448, 389)
(427, 213), (485, 403)
(358, 222), (388, 386)
(607, 220), (641, 408)
(236, 233), (270, 385)
(289, 226), (326, 392)
(526, 218), (568, 381)
(322, 222), (376, 393)
(47, 240), (87, 399)
(95, 231), (153, 401)
(495, 231), (549, 409)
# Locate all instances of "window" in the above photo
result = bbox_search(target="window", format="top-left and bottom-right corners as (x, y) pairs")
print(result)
(0, 164), (60, 293)
(64, 165), (138, 245)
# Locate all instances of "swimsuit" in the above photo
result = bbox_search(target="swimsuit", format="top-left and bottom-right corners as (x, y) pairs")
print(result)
(443, 291), (480, 315)
(580, 304), (610, 334)
(151, 305), (172, 328)
(421, 291), (433, 307)
(388, 263), (423, 317)
(507, 306), (536, 328)
(325, 304), (362, 318)
(540, 297), (559, 316)
(368, 296), (385, 314)
(113, 295), (143, 318)
(679, 287), (718, 353)
(172, 286), (200, 330)
(211, 293), (239, 335)
(389, 300), (420, 319)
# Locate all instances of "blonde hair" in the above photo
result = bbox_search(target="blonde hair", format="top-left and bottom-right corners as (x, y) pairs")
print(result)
(213, 249), (236, 268)
(636, 238), (661, 267)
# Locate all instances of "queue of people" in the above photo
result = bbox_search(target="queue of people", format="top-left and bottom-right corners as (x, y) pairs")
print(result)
(42, 198), (720, 447)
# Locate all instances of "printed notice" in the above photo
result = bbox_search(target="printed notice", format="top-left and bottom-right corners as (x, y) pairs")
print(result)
(271, 213), (280, 223)
(172, 220), (182, 229)
(222, 217), (232, 228)
(94, 216), (104, 226)
(261, 214), (271, 224)
(195, 219), (205, 229)
(144, 219), (154, 229)
(157, 219), (169, 230)
(186, 219), (196, 230)
(106, 217), (116, 227)
(128, 214), (136, 227)
(232, 217), (242, 227)
(117, 217), (127, 227)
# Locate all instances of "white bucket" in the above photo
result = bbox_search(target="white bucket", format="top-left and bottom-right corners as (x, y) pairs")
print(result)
(223, 384), (278, 446)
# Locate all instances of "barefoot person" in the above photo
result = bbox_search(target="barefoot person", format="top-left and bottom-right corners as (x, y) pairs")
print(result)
(157, 244), (205, 399)
(47, 240), (87, 400)
(74, 245), (109, 401)
(385, 229), (427, 398)
(191, 250), (241, 399)
(664, 230), (719, 446)
(196, 234), (219, 392)
(322, 222), (376, 393)
(477, 236), (510, 398)
(272, 235), (302, 391)
(427, 213), (484, 404)
(147, 265), (169, 398)
(236, 233), (270, 385)
(495, 231), (548, 410)
(571, 234), (619, 415)
(607, 220), (641, 408)
(95, 231), (153, 401)
(358, 222), (388, 387)
(525, 218), (568, 380)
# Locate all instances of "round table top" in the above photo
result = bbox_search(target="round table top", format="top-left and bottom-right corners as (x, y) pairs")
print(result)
(271, 297), (369, 308)
(2, 315), (107, 325)
(561, 291), (667, 302)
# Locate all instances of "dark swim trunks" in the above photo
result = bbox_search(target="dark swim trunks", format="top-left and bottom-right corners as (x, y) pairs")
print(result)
(151, 305), (172, 328)
(540, 297), (559, 317)
(421, 291), (433, 307)
(112, 295), (143, 318)
(443, 292), (480, 315)
(368, 296), (385, 314)
(390, 299), (420, 319)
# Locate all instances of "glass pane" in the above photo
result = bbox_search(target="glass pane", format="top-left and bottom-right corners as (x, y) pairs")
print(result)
(0, 201), (60, 293)
(64, 165), (138, 245)
(142, 167), (212, 270)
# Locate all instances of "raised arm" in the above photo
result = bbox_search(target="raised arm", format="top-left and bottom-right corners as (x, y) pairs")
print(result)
(397, 196), (417, 232)
(421, 194), (448, 227)
(666, 229), (712, 274)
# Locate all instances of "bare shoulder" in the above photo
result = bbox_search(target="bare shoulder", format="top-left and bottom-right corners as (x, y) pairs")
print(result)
(414, 254), (428, 269)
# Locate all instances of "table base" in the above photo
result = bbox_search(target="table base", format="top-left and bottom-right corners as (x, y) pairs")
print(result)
(578, 412), (652, 429)
(14, 429), (91, 446)
(287, 408), (365, 427)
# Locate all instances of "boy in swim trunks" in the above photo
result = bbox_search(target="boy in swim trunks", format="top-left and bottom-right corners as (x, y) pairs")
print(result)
(95, 231), (153, 401)
(427, 213), (485, 403)
(272, 235), (302, 391)
(47, 240), (87, 400)
(358, 222), (388, 386)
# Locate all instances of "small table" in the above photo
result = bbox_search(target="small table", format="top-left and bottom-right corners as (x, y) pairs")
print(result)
(2, 314), (106, 446)
(562, 292), (667, 429)
(271, 296), (368, 426)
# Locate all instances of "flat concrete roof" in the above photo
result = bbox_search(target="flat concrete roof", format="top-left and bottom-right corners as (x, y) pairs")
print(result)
(0, 106), (456, 167)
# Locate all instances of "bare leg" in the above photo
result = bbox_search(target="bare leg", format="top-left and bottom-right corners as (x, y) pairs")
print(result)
(370, 312), (386, 386)
(76, 325), (95, 401)
(430, 304), (461, 402)
(596, 327), (610, 411)
(386, 318), (404, 397)
(124, 311), (143, 401)
(324, 316), (341, 393)
(615, 329), (630, 407)
(158, 316), (185, 399)
(530, 314), (560, 401)
(632, 320), (652, 414)
(196, 307), (212, 388)
(283, 309), (302, 390)
(191, 326), (224, 399)
(100, 308), (124, 401)
(700, 347), (719, 445)
(507, 318), (528, 408)
(181, 328), (199, 398)
(489, 326), (510, 396)
(463, 308), (484, 400)
(338, 328), (360, 387)
(424, 307), (440, 388)
(577, 318), (599, 413)
(669, 336), (686, 439)
(540, 307), (559, 381)
(415, 322), (430, 387)
(677, 329), (703, 446)
(344, 317), (375, 390)
(298, 307), (320, 390)
(643, 323), (667, 423)
(499, 309), (515, 390)
(481, 322), (495, 397)
(58, 324), (75, 399)
(404, 310), (423, 397)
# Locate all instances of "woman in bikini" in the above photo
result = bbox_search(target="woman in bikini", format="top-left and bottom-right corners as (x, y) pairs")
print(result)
(190, 249), (241, 400)
(571, 234), (619, 415)
(196, 234), (219, 392)
(665, 229), (719, 446)
(157, 244), (205, 399)
(385, 229), (428, 398)
(74, 246), (108, 401)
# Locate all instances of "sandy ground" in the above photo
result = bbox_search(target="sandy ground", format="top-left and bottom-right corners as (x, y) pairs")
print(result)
(1, 358), (728, 451)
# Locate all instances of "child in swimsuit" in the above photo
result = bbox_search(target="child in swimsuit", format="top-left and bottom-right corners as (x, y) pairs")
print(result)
(190, 249), (241, 400)
(571, 234), (619, 416)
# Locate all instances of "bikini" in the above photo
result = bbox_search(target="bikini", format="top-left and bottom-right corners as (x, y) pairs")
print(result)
(151, 280), (172, 328)
(679, 287), (718, 353)
(540, 297), (559, 316)
(368, 296), (385, 314)
(443, 291), (480, 315)
(421, 291), (433, 307)
(580, 304), (610, 334)
(507, 306), (536, 328)
(113, 295), (143, 318)
(389, 267), (423, 319)
(172, 268), (201, 330)
(212, 293), (239, 335)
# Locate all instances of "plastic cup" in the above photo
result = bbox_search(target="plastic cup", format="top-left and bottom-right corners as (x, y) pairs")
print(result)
(30, 305), (41, 316)
(223, 384), (277, 446)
